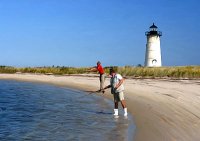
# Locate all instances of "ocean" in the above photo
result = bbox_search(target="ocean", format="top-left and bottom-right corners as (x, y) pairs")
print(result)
(0, 80), (135, 141)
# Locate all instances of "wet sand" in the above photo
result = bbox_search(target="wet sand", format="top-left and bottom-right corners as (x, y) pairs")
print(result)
(1, 73), (200, 141)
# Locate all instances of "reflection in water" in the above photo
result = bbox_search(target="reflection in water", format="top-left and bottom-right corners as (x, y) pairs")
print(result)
(0, 80), (135, 141)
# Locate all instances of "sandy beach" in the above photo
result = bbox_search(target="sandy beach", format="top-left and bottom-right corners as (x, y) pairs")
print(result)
(0, 73), (200, 141)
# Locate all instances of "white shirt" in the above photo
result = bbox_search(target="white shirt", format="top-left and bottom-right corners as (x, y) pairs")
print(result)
(110, 74), (124, 94)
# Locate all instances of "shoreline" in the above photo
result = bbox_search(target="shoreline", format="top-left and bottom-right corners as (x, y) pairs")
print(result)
(1, 73), (200, 141)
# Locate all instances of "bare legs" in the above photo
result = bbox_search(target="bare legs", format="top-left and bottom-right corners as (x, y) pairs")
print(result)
(114, 100), (127, 109)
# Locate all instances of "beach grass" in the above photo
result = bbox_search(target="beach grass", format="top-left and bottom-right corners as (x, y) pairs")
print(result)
(0, 66), (88, 75)
(116, 66), (200, 79)
(0, 66), (17, 74)
(0, 65), (200, 79)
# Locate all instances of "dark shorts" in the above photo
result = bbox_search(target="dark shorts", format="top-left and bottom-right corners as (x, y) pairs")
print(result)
(113, 91), (125, 102)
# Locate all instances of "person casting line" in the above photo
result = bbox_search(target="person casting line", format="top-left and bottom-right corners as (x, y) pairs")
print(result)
(103, 68), (127, 116)
(89, 61), (105, 93)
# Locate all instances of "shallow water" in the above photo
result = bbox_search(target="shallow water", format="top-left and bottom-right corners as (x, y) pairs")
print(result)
(0, 80), (135, 141)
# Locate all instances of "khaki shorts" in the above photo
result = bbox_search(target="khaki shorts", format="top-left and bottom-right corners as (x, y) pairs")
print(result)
(113, 91), (125, 102)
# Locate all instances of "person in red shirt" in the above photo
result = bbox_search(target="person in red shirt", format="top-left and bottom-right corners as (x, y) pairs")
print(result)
(89, 61), (106, 93)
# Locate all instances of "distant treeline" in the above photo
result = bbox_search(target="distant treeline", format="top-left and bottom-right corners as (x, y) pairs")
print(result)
(0, 65), (200, 79)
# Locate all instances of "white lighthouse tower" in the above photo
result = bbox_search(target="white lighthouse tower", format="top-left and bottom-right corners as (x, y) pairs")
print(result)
(145, 23), (162, 67)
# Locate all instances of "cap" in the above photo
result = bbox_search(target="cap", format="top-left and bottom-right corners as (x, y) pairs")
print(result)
(109, 68), (115, 74)
(97, 61), (101, 64)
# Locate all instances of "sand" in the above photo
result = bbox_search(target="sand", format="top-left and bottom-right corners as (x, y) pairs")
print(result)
(0, 73), (200, 141)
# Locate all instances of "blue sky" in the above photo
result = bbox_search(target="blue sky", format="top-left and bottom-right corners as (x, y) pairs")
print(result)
(0, 0), (200, 67)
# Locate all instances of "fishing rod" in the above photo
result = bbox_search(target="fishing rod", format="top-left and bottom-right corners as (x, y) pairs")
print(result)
(79, 90), (104, 98)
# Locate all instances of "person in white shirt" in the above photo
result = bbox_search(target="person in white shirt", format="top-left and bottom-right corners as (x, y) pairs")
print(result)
(103, 68), (127, 116)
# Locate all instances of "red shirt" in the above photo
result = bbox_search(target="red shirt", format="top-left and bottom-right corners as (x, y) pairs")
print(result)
(97, 64), (104, 74)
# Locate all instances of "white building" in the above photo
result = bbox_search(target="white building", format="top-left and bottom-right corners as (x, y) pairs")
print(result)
(145, 23), (162, 67)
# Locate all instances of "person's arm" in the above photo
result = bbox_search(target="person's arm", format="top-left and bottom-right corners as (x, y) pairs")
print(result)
(115, 78), (124, 89)
(103, 85), (111, 90)
(88, 66), (97, 72)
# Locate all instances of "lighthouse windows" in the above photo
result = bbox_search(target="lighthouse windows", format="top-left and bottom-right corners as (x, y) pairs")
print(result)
(152, 59), (157, 65)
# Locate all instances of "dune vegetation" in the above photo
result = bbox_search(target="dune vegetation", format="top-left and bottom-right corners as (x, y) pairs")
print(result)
(116, 66), (200, 79)
(0, 65), (200, 79)
(0, 66), (88, 75)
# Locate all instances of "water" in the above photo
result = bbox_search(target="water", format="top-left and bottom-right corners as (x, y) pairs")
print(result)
(0, 80), (135, 141)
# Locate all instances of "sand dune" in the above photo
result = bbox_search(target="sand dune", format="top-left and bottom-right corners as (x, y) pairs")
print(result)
(0, 73), (200, 141)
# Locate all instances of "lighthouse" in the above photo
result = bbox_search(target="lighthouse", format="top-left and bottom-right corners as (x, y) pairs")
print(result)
(145, 23), (162, 67)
